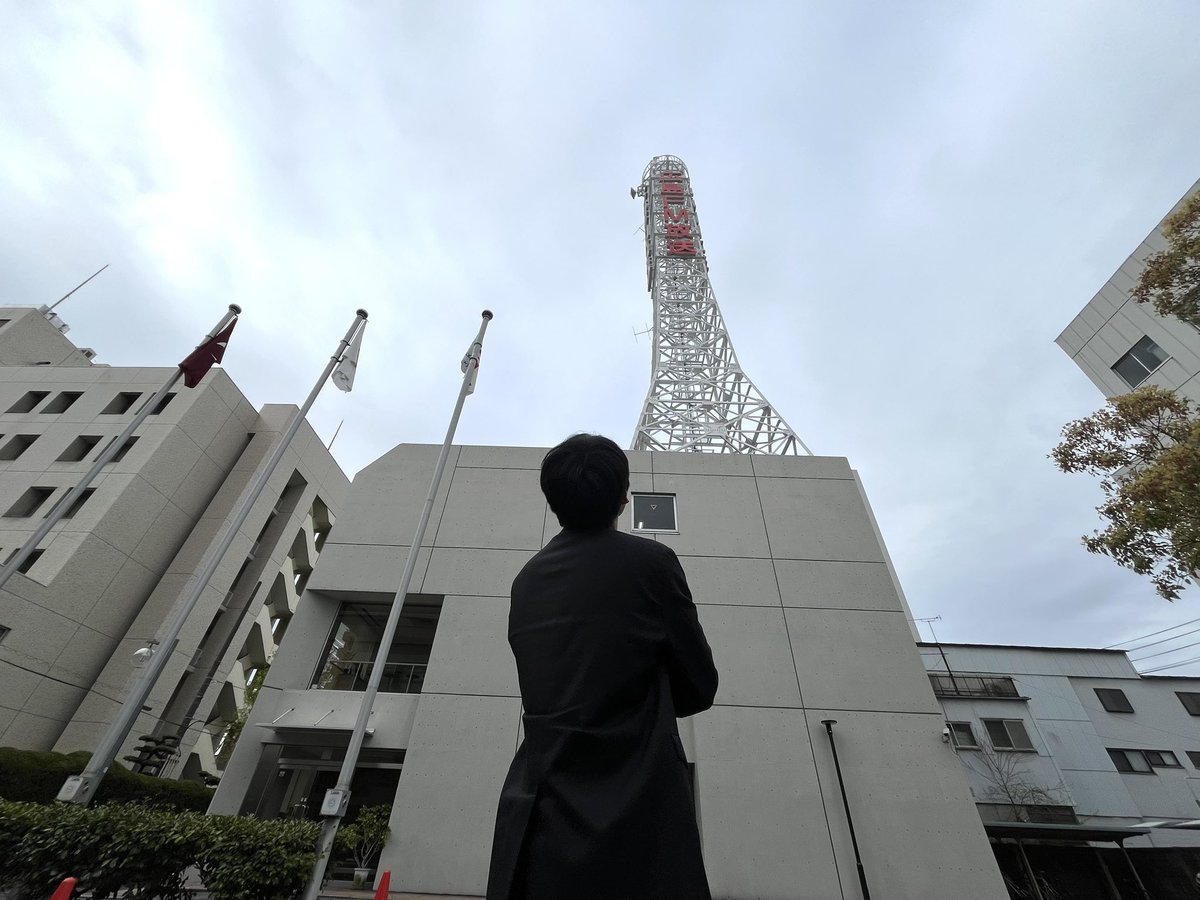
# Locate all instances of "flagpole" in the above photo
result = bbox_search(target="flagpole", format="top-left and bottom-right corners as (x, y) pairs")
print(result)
(0, 304), (241, 596)
(301, 310), (494, 900)
(57, 308), (368, 807)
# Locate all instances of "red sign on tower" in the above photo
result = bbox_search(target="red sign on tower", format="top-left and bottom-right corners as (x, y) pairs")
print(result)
(659, 171), (696, 256)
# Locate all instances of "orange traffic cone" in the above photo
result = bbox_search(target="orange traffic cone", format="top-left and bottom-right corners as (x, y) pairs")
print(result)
(373, 869), (391, 899)
(49, 877), (77, 900)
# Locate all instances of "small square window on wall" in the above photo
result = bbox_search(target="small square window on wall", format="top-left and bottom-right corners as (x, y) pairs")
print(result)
(1112, 335), (1169, 388)
(0, 434), (38, 461)
(42, 392), (83, 414)
(982, 718), (1035, 751)
(6, 391), (49, 414)
(4, 486), (55, 518)
(948, 722), (978, 749)
(631, 493), (677, 532)
(1176, 692), (1200, 716)
(1094, 687), (1134, 713)
(100, 392), (142, 415)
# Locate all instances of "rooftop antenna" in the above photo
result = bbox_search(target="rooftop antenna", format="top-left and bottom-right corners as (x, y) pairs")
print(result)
(47, 264), (108, 314)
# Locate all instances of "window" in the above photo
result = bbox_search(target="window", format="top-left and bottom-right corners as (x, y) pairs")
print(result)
(928, 673), (1020, 699)
(101, 392), (142, 415)
(1112, 335), (1169, 388)
(948, 722), (978, 749)
(631, 493), (677, 532)
(6, 391), (49, 414)
(1177, 692), (1200, 716)
(1186, 751), (1200, 768)
(6, 549), (45, 575)
(4, 487), (55, 518)
(56, 488), (95, 520)
(42, 391), (83, 414)
(57, 435), (103, 462)
(314, 595), (443, 694)
(983, 718), (1035, 751)
(148, 393), (176, 415)
(1095, 687), (1134, 713)
(0, 624), (9, 644)
(96, 435), (139, 463)
(1109, 749), (1154, 773)
(0, 434), (37, 461)
(1144, 750), (1182, 768)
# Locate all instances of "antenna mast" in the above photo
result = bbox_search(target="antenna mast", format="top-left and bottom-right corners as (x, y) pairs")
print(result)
(48, 264), (108, 313)
(630, 156), (809, 454)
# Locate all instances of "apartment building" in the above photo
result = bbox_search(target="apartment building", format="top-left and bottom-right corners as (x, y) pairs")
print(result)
(1057, 178), (1200, 403)
(0, 305), (350, 782)
(923, 642), (1200, 898)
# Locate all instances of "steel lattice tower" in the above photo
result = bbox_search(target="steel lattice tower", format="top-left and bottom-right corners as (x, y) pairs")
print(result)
(630, 156), (811, 454)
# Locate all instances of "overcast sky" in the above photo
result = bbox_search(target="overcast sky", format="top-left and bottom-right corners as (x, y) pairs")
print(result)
(4, 2), (1200, 671)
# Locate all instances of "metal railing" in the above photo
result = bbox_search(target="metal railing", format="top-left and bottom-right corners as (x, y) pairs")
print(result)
(315, 661), (427, 694)
(928, 673), (1020, 699)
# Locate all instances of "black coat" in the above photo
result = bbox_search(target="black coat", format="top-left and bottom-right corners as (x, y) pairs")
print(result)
(486, 528), (719, 900)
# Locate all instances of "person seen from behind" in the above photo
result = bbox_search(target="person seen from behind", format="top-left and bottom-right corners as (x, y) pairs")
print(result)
(485, 434), (719, 900)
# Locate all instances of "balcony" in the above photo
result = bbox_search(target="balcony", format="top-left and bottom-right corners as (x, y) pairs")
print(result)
(929, 673), (1022, 700)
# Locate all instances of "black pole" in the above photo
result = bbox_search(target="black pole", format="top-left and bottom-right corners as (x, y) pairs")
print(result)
(821, 719), (871, 900)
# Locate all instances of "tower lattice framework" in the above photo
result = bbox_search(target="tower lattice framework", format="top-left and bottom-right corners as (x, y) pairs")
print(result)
(631, 155), (811, 454)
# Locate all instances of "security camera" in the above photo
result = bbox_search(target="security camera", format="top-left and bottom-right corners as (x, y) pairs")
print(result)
(941, 726), (951, 743)
(132, 647), (154, 667)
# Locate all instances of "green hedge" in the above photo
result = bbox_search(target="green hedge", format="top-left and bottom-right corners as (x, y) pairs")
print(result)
(0, 747), (213, 811)
(0, 800), (325, 900)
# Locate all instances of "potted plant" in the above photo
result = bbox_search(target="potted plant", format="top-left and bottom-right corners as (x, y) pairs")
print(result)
(343, 804), (391, 889)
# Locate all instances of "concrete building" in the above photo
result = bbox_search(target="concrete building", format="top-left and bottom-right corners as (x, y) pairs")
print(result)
(922, 642), (1200, 896)
(0, 305), (350, 782)
(211, 443), (1009, 899)
(1057, 178), (1200, 403)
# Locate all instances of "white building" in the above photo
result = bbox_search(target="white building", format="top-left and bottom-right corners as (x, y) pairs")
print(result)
(0, 305), (350, 782)
(211, 442), (1009, 899)
(1057, 178), (1200, 403)
(922, 641), (1200, 897)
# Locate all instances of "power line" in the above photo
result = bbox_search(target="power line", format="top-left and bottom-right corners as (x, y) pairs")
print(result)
(1103, 615), (1200, 650)
(1141, 654), (1200, 675)
(1125, 624), (1200, 654)
(1131, 638), (1200, 663)
(1, 656), (130, 708)
(0, 657), (214, 737)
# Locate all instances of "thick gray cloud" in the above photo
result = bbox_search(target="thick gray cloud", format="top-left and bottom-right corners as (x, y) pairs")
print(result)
(4, 2), (1200, 668)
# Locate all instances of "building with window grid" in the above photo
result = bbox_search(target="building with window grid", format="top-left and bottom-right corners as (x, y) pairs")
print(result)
(0, 304), (349, 783)
(1057, 178), (1200, 403)
(211, 442), (1010, 899)
(923, 642), (1200, 896)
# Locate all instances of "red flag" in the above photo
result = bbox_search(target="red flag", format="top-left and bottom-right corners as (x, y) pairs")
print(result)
(179, 319), (237, 388)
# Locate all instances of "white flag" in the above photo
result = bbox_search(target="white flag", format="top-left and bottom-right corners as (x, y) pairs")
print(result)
(461, 339), (482, 395)
(332, 322), (365, 392)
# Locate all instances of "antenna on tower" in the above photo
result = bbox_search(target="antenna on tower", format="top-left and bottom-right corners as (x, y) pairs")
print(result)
(629, 156), (811, 455)
(48, 264), (109, 314)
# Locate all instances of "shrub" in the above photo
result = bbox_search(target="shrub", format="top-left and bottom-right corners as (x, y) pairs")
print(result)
(0, 800), (205, 900)
(0, 746), (213, 811)
(0, 800), (323, 900)
(197, 815), (321, 900)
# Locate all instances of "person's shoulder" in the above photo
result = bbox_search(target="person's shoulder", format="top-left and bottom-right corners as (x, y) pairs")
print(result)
(607, 530), (678, 562)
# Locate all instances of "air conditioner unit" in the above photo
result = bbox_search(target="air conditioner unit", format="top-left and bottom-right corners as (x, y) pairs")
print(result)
(80, 348), (97, 360)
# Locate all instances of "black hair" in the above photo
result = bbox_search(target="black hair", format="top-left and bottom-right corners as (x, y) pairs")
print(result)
(540, 434), (630, 530)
